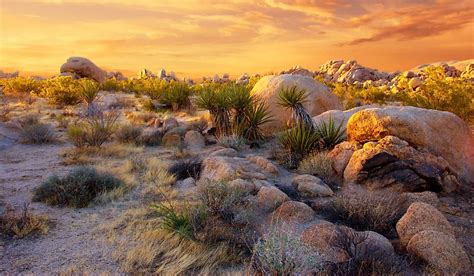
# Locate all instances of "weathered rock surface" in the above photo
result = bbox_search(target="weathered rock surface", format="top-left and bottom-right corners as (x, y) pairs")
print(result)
(312, 105), (378, 133)
(271, 201), (315, 225)
(328, 141), (361, 176)
(292, 174), (334, 198)
(318, 60), (395, 84)
(200, 155), (278, 182)
(300, 221), (349, 263)
(256, 186), (289, 211)
(60, 57), (107, 83)
(251, 74), (342, 132)
(161, 132), (181, 147)
(184, 130), (205, 150)
(406, 230), (471, 274)
(346, 106), (473, 182)
(396, 202), (454, 247)
(343, 136), (460, 193)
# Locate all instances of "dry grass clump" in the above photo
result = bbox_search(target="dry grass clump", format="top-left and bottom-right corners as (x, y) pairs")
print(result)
(332, 192), (406, 237)
(20, 122), (56, 144)
(142, 157), (177, 199)
(0, 204), (49, 239)
(298, 151), (340, 190)
(61, 144), (144, 165)
(32, 166), (123, 208)
(251, 228), (323, 275)
(139, 129), (164, 146)
(217, 134), (246, 151)
(168, 158), (202, 180)
(115, 124), (143, 144)
(125, 111), (157, 125)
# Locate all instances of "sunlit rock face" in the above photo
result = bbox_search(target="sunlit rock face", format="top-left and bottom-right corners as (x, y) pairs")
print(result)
(60, 57), (107, 83)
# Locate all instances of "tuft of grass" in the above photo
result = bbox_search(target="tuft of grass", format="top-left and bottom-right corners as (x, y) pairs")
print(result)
(314, 117), (346, 150)
(298, 151), (339, 190)
(252, 228), (323, 275)
(78, 79), (100, 105)
(168, 158), (202, 180)
(116, 124), (143, 144)
(33, 166), (123, 208)
(141, 98), (156, 112)
(67, 112), (119, 148)
(198, 181), (247, 220)
(217, 134), (246, 151)
(278, 121), (320, 167)
(332, 192), (406, 237)
(152, 202), (194, 240)
(0, 203), (49, 239)
(20, 123), (56, 144)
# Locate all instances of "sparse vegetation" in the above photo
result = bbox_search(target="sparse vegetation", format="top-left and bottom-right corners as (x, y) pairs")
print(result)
(20, 123), (56, 144)
(116, 124), (143, 144)
(0, 203), (49, 239)
(33, 166), (123, 208)
(168, 158), (202, 180)
(252, 228), (323, 275)
(67, 112), (118, 148)
(1, 77), (41, 101)
(298, 151), (339, 189)
(217, 134), (246, 150)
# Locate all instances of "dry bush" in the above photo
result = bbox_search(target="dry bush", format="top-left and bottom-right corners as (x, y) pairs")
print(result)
(125, 111), (157, 125)
(142, 158), (177, 199)
(60, 144), (144, 165)
(0, 203), (49, 238)
(20, 123), (56, 144)
(252, 228), (323, 275)
(332, 192), (406, 237)
(0, 98), (11, 122)
(217, 135), (246, 151)
(139, 129), (164, 146)
(116, 124), (143, 144)
(67, 112), (118, 148)
(198, 181), (247, 220)
(108, 97), (135, 110)
(168, 158), (202, 180)
(32, 166), (123, 208)
(298, 151), (340, 190)
(1, 77), (41, 101)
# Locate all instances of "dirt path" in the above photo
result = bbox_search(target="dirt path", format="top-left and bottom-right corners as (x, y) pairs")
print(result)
(0, 137), (123, 273)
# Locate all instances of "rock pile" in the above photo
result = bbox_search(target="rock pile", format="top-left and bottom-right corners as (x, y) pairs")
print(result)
(60, 57), (107, 83)
(317, 60), (395, 85)
(0, 70), (19, 79)
(138, 68), (177, 81)
(280, 65), (315, 78)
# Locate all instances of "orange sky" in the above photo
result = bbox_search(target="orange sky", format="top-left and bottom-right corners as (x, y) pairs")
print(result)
(1, 0), (473, 78)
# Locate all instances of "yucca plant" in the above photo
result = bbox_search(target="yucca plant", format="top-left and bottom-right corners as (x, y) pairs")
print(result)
(314, 117), (345, 150)
(229, 84), (254, 125)
(78, 79), (100, 116)
(160, 81), (192, 111)
(278, 86), (314, 129)
(278, 121), (320, 167)
(196, 86), (232, 137)
(241, 101), (273, 142)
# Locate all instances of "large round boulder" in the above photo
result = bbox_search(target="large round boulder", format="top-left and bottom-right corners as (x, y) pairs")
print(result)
(346, 106), (473, 182)
(60, 57), (107, 83)
(251, 74), (342, 132)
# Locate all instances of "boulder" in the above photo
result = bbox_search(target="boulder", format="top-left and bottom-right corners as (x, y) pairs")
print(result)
(60, 57), (107, 83)
(228, 178), (257, 194)
(209, 148), (238, 157)
(312, 105), (378, 134)
(292, 174), (334, 197)
(161, 132), (181, 147)
(246, 155), (279, 175)
(328, 141), (361, 176)
(300, 221), (349, 263)
(256, 186), (289, 211)
(346, 106), (473, 181)
(200, 156), (276, 182)
(271, 201), (315, 225)
(162, 117), (178, 132)
(343, 136), (460, 193)
(396, 202), (454, 247)
(400, 191), (439, 207)
(406, 230), (470, 274)
(184, 130), (205, 151)
(250, 74), (342, 132)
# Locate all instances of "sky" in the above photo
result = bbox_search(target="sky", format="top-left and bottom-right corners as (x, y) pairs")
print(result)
(1, 0), (473, 78)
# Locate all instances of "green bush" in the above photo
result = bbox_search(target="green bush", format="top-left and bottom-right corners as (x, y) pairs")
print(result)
(39, 76), (82, 105)
(278, 122), (320, 167)
(159, 81), (192, 110)
(33, 166), (123, 208)
(101, 78), (124, 92)
(314, 117), (346, 150)
(20, 123), (56, 144)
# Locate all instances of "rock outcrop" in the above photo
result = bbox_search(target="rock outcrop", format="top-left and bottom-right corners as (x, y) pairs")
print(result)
(251, 74), (342, 132)
(346, 106), (473, 182)
(318, 60), (395, 84)
(60, 57), (107, 83)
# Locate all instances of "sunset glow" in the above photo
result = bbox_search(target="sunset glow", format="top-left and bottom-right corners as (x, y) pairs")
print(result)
(1, 0), (473, 78)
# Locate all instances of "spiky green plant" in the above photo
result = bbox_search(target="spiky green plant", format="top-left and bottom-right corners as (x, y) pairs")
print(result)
(277, 86), (314, 129)
(278, 121), (320, 166)
(196, 86), (232, 137)
(152, 203), (194, 240)
(78, 79), (100, 105)
(241, 101), (273, 142)
(160, 81), (192, 110)
(229, 84), (254, 124)
(314, 117), (345, 150)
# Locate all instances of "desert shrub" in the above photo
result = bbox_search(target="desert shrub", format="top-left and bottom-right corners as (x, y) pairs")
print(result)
(298, 151), (339, 189)
(143, 158), (177, 198)
(168, 158), (202, 180)
(252, 228), (323, 275)
(217, 134), (246, 150)
(246, 75), (261, 90)
(141, 98), (156, 112)
(139, 129), (163, 146)
(324, 227), (410, 275)
(160, 81), (192, 110)
(20, 123), (56, 144)
(101, 78), (123, 92)
(116, 124), (143, 144)
(0, 203), (49, 238)
(198, 181), (247, 220)
(278, 86), (313, 128)
(399, 66), (474, 121)
(332, 192), (406, 236)
(1, 77), (41, 101)
(17, 113), (40, 127)
(67, 112), (118, 148)
(314, 117), (346, 150)
(278, 122), (320, 167)
(0, 99), (10, 122)
(39, 76), (82, 105)
(330, 82), (389, 109)
(33, 166), (123, 208)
